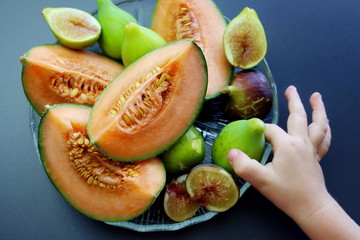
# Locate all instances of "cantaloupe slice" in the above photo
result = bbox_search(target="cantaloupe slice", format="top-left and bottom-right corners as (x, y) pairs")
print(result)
(38, 104), (166, 222)
(87, 39), (208, 162)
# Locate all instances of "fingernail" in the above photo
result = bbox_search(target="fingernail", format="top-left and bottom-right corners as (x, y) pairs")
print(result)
(228, 149), (239, 162)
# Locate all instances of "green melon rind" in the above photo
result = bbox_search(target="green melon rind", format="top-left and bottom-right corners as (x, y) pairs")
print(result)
(150, 0), (233, 100)
(38, 103), (167, 222)
(88, 39), (208, 162)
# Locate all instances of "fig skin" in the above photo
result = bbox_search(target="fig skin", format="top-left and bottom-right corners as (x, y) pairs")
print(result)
(222, 70), (273, 120)
(121, 22), (167, 67)
(211, 118), (266, 174)
(161, 126), (205, 175)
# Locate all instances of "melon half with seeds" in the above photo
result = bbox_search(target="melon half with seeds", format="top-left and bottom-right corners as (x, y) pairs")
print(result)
(38, 103), (166, 222)
(87, 39), (208, 162)
(152, 0), (233, 99)
(20, 44), (124, 115)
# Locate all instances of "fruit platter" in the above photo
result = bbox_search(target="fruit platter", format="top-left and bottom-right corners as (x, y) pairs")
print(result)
(24, 0), (278, 232)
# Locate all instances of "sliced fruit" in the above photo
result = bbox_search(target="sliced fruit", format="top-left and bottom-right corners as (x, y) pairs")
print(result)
(38, 103), (166, 222)
(152, 0), (233, 99)
(97, 0), (138, 59)
(121, 22), (167, 67)
(20, 44), (124, 115)
(87, 40), (207, 162)
(186, 164), (239, 212)
(164, 174), (201, 222)
(161, 126), (205, 174)
(222, 70), (273, 120)
(42, 7), (101, 50)
(223, 7), (267, 69)
(212, 118), (265, 173)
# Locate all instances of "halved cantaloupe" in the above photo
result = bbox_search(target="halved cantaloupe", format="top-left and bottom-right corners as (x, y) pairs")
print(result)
(38, 103), (166, 222)
(87, 39), (207, 162)
(20, 44), (124, 114)
(151, 0), (233, 99)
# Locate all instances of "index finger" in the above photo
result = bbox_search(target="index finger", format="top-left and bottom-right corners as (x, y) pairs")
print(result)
(285, 86), (308, 136)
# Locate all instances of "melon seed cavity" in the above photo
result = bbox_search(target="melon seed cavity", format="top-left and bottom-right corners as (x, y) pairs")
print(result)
(109, 66), (173, 131)
(66, 131), (141, 189)
(176, 4), (202, 49)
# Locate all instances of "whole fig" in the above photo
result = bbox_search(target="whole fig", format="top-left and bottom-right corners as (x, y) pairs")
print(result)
(222, 70), (273, 120)
(97, 0), (137, 59)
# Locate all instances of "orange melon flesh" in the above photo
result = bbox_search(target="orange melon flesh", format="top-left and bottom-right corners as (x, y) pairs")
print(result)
(21, 44), (124, 114)
(151, 0), (233, 99)
(38, 104), (166, 222)
(87, 40), (207, 162)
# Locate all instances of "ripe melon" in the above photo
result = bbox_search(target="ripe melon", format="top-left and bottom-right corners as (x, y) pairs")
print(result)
(87, 39), (208, 162)
(38, 103), (166, 222)
(20, 44), (124, 114)
(151, 0), (233, 99)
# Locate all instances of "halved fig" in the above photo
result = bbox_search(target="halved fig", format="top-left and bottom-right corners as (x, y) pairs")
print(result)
(186, 164), (239, 212)
(42, 7), (101, 49)
(223, 7), (267, 69)
(164, 174), (201, 222)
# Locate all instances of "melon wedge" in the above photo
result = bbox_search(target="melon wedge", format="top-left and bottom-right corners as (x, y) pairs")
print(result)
(38, 104), (166, 222)
(87, 39), (208, 162)
(151, 0), (233, 99)
(20, 44), (124, 115)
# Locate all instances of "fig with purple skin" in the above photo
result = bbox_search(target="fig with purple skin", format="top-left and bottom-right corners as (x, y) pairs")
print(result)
(186, 164), (239, 212)
(222, 70), (273, 120)
(164, 174), (201, 222)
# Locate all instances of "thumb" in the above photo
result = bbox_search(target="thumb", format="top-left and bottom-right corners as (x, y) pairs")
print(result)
(228, 149), (270, 188)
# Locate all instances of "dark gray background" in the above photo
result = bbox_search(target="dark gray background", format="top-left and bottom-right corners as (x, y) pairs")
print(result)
(1, 0), (360, 239)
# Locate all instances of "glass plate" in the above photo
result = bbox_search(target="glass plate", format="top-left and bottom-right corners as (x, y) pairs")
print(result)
(29, 0), (278, 232)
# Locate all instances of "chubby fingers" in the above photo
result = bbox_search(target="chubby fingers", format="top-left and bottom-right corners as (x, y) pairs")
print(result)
(308, 92), (331, 159)
(228, 149), (271, 188)
(285, 86), (308, 137)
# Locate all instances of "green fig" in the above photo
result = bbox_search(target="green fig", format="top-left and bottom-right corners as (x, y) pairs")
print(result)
(121, 22), (167, 67)
(97, 0), (138, 59)
(161, 126), (205, 175)
(212, 118), (265, 174)
(223, 7), (267, 69)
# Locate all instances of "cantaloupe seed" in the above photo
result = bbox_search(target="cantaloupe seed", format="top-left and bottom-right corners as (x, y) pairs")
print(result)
(66, 131), (140, 190)
(176, 5), (202, 48)
(109, 65), (173, 130)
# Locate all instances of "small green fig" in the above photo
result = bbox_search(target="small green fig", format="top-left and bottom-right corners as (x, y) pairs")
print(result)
(161, 126), (205, 175)
(212, 118), (265, 174)
(121, 22), (167, 66)
(97, 0), (138, 59)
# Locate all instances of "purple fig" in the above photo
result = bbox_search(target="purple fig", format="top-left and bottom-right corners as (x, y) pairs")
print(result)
(222, 70), (272, 120)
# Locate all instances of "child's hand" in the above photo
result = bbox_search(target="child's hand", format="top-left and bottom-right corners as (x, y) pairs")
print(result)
(228, 85), (331, 220)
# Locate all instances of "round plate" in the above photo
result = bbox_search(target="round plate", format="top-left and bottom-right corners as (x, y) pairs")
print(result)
(29, 0), (278, 232)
